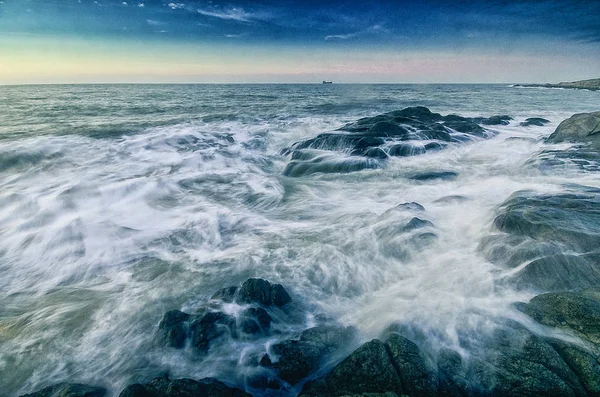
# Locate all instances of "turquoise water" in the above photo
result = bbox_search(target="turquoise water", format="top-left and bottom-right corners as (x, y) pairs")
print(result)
(0, 84), (599, 396)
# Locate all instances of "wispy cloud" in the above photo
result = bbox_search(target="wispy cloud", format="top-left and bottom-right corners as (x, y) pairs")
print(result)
(325, 24), (389, 41)
(196, 6), (257, 22)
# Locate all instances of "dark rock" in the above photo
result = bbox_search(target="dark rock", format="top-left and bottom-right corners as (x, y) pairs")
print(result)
(521, 117), (550, 127)
(237, 278), (291, 307)
(211, 286), (238, 303)
(389, 143), (425, 157)
(475, 115), (512, 126)
(550, 341), (600, 396)
(119, 377), (251, 397)
(239, 307), (272, 335)
(262, 325), (357, 385)
(282, 107), (498, 177)
(190, 311), (236, 353)
(516, 290), (600, 345)
(437, 349), (470, 397)
(385, 333), (437, 396)
(21, 384), (106, 397)
(396, 202), (425, 211)
(402, 217), (434, 232)
(434, 195), (469, 203)
(157, 310), (190, 348)
(547, 111), (600, 145)
(299, 339), (403, 396)
(410, 171), (458, 181)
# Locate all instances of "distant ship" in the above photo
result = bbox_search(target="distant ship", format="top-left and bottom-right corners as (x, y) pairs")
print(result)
(322, 81), (333, 84)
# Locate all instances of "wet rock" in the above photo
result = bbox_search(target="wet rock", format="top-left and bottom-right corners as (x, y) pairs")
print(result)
(396, 202), (425, 211)
(474, 115), (512, 126)
(282, 107), (499, 176)
(239, 307), (272, 335)
(402, 217), (434, 232)
(237, 278), (291, 307)
(434, 195), (469, 203)
(547, 111), (600, 145)
(550, 341), (600, 396)
(190, 311), (236, 353)
(157, 309), (190, 348)
(521, 117), (550, 127)
(299, 339), (403, 396)
(21, 384), (106, 397)
(211, 286), (238, 303)
(516, 290), (600, 345)
(437, 348), (470, 397)
(261, 325), (357, 385)
(385, 333), (437, 396)
(119, 377), (251, 397)
(485, 188), (600, 292)
(410, 171), (458, 181)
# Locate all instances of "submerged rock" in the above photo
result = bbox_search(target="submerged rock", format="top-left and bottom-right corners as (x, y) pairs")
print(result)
(547, 111), (600, 145)
(282, 106), (502, 176)
(119, 377), (251, 397)
(20, 384), (106, 397)
(157, 310), (190, 348)
(410, 171), (458, 181)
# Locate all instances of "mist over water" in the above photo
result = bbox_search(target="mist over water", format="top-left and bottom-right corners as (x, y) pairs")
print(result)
(0, 84), (599, 396)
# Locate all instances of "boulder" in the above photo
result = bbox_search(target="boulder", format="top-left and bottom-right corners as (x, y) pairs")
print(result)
(239, 307), (272, 335)
(190, 311), (236, 353)
(20, 384), (106, 397)
(547, 111), (600, 145)
(237, 278), (291, 307)
(211, 286), (238, 303)
(118, 377), (251, 397)
(261, 325), (357, 385)
(521, 117), (550, 127)
(157, 310), (190, 348)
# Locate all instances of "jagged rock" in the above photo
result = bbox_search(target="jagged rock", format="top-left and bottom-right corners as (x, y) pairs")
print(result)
(261, 325), (357, 385)
(299, 339), (403, 396)
(239, 307), (272, 335)
(282, 107), (500, 176)
(157, 310), (190, 348)
(190, 311), (236, 353)
(437, 348), (470, 397)
(385, 334), (437, 396)
(118, 377), (251, 397)
(237, 278), (291, 307)
(547, 111), (600, 145)
(20, 384), (106, 397)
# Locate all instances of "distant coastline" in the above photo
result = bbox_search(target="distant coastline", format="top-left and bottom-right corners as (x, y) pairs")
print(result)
(514, 78), (600, 91)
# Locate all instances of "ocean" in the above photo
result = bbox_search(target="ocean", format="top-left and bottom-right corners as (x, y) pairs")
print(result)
(1, 84), (599, 396)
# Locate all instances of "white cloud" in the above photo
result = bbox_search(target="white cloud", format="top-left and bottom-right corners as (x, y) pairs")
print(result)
(138, 3), (144, 7)
(168, 3), (185, 10)
(196, 6), (255, 22)
(325, 24), (389, 41)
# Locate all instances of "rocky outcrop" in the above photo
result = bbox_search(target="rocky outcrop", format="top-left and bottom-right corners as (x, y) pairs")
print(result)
(20, 384), (106, 397)
(282, 106), (503, 176)
(119, 377), (251, 397)
(516, 78), (600, 91)
(521, 117), (550, 127)
(480, 186), (600, 292)
(547, 111), (600, 145)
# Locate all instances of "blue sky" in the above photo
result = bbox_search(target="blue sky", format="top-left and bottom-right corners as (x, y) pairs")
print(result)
(1, 0), (599, 83)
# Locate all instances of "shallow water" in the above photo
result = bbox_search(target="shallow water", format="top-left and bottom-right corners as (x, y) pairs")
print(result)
(0, 84), (599, 396)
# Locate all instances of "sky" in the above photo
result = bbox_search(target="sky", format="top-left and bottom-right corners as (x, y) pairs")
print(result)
(0, 0), (599, 84)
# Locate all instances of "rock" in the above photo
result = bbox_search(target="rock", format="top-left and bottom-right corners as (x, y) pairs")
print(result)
(157, 309), (190, 348)
(190, 311), (236, 353)
(237, 278), (291, 307)
(396, 202), (425, 211)
(402, 217), (434, 232)
(211, 286), (238, 303)
(473, 115), (512, 126)
(521, 117), (550, 127)
(21, 384), (106, 397)
(484, 188), (600, 292)
(282, 107), (500, 177)
(118, 377), (251, 397)
(516, 290), (600, 345)
(437, 348), (470, 397)
(547, 111), (600, 145)
(385, 333), (437, 396)
(434, 195), (469, 203)
(410, 171), (458, 181)
(239, 307), (272, 335)
(261, 325), (357, 385)
(300, 339), (403, 396)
